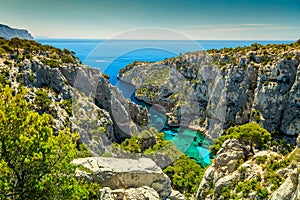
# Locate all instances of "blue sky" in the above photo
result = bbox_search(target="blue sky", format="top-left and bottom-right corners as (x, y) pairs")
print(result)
(1, 0), (299, 40)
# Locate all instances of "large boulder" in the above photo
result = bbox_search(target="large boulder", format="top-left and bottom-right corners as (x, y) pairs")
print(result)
(99, 186), (160, 200)
(72, 157), (172, 199)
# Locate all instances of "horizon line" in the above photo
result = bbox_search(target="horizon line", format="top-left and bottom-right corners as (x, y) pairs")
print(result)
(34, 37), (296, 42)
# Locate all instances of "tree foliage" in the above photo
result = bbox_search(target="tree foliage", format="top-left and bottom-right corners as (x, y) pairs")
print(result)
(0, 85), (96, 199)
(210, 122), (271, 155)
(119, 127), (170, 153)
(163, 155), (205, 197)
(34, 89), (51, 111)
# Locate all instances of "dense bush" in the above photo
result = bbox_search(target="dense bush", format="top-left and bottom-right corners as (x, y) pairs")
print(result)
(0, 73), (10, 86)
(61, 54), (75, 63)
(0, 85), (99, 199)
(34, 90), (51, 111)
(43, 58), (61, 68)
(0, 37), (79, 66)
(119, 127), (170, 153)
(102, 73), (110, 80)
(60, 98), (73, 116)
(210, 122), (271, 154)
(163, 155), (205, 197)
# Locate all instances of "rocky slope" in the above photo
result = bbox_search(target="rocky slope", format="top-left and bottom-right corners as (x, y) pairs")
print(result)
(0, 38), (150, 153)
(196, 136), (300, 200)
(2, 37), (300, 200)
(118, 41), (300, 139)
(0, 24), (34, 40)
(0, 38), (187, 199)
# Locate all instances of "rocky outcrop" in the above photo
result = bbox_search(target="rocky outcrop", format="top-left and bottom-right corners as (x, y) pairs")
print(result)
(99, 186), (160, 200)
(72, 157), (172, 199)
(94, 76), (149, 142)
(196, 138), (300, 200)
(169, 190), (186, 200)
(269, 168), (300, 200)
(196, 139), (250, 199)
(118, 43), (300, 138)
(0, 24), (34, 40)
(0, 46), (149, 155)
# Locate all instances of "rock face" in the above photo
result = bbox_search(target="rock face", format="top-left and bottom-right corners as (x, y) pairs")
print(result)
(269, 168), (300, 200)
(99, 186), (161, 200)
(72, 157), (172, 199)
(0, 24), (34, 40)
(0, 47), (149, 155)
(196, 138), (300, 200)
(118, 44), (300, 138)
(94, 75), (149, 142)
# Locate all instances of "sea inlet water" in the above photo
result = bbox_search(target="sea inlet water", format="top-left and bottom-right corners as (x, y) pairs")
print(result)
(38, 39), (293, 167)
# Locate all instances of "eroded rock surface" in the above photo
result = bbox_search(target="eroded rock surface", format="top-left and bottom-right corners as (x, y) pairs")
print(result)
(73, 157), (172, 199)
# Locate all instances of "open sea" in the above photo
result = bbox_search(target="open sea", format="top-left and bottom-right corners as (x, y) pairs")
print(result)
(37, 38), (293, 166)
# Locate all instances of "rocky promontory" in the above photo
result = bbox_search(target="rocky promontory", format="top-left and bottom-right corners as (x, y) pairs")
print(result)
(0, 24), (34, 40)
(118, 41), (300, 138)
(0, 38), (149, 155)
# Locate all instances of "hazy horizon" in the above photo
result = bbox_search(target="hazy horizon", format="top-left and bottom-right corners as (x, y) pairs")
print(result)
(1, 0), (299, 40)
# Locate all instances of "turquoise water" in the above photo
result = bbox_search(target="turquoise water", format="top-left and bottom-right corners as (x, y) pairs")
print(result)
(163, 127), (212, 166)
(37, 39), (293, 166)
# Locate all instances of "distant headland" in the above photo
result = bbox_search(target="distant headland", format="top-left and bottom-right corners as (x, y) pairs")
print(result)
(0, 24), (34, 40)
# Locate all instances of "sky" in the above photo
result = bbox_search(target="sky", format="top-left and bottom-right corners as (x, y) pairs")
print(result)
(0, 0), (299, 40)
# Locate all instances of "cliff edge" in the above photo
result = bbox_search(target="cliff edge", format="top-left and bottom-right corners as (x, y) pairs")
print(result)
(0, 24), (34, 40)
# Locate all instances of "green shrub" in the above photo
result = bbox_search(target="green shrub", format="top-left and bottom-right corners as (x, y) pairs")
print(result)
(60, 98), (73, 116)
(0, 84), (97, 199)
(120, 135), (142, 153)
(0, 74), (10, 86)
(210, 122), (271, 154)
(102, 73), (110, 80)
(34, 90), (51, 111)
(44, 58), (61, 68)
(163, 155), (205, 197)
(119, 127), (170, 154)
(257, 187), (269, 199)
(256, 155), (267, 165)
(61, 54), (75, 63)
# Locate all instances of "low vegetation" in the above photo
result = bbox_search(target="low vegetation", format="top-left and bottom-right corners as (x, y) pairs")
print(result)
(0, 84), (100, 199)
(207, 122), (298, 199)
(210, 122), (271, 155)
(164, 155), (206, 198)
(0, 37), (77, 67)
(34, 89), (52, 111)
(119, 127), (171, 153)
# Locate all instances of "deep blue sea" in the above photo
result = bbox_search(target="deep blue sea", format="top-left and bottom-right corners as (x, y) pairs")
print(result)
(37, 38), (293, 166)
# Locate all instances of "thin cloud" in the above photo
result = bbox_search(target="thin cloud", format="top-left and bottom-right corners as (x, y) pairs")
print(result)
(187, 25), (298, 33)
(182, 23), (273, 29)
(240, 23), (272, 27)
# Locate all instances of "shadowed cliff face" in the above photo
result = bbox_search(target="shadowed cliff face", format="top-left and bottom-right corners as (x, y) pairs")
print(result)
(0, 43), (149, 155)
(118, 42), (300, 138)
(0, 24), (34, 40)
